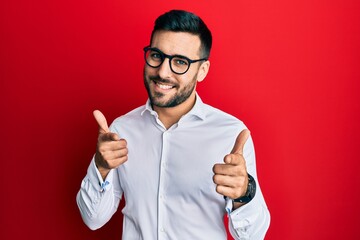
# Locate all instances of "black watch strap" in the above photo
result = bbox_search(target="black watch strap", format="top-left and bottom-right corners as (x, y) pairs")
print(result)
(233, 173), (256, 203)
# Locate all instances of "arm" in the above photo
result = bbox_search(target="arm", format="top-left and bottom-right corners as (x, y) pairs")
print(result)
(227, 136), (270, 239)
(213, 130), (270, 239)
(76, 159), (122, 230)
(76, 110), (127, 230)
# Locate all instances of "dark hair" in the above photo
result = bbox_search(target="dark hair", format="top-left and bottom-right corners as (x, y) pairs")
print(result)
(150, 10), (212, 58)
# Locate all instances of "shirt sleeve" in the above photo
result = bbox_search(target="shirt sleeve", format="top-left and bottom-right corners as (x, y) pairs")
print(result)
(226, 136), (271, 239)
(76, 157), (122, 230)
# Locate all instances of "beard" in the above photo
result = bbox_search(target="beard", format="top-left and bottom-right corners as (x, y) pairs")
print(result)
(143, 70), (197, 108)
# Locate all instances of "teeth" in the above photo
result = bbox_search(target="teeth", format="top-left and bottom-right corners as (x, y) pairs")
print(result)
(157, 83), (173, 90)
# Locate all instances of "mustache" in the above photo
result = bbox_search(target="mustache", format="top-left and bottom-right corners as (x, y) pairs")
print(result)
(148, 75), (177, 85)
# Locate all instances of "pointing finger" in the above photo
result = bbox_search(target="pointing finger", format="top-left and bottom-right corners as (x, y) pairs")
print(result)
(93, 110), (109, 134)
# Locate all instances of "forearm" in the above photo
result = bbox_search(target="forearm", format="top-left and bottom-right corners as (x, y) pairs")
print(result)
(226, 135), (270, 239)
(76, 159), (121, 230)
(227, 188), (270, 239)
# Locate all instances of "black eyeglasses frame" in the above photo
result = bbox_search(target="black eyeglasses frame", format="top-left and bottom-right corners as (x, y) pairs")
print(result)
(143, 46), (208, 75)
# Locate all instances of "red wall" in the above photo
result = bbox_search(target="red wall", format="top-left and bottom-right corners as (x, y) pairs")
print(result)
(1, 1), (359, 239)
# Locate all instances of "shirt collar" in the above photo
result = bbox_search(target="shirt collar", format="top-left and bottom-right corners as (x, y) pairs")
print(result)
(140, 93), (206, 121)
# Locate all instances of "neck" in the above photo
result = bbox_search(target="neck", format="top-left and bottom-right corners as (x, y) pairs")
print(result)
(153, 93), (196, 129)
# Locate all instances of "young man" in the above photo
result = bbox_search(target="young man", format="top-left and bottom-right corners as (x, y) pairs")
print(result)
(77, 10), (270, 239)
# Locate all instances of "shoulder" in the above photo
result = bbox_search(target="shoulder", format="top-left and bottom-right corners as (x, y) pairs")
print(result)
(202, 103), (245, 128)
(110, 105), (146, 128)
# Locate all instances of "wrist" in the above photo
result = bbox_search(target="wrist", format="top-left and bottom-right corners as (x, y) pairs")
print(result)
(94, 154), (111, 180)
(95, 161), (111, 180)
(232, 173), (256, 206)
(232, 201), (246, 210)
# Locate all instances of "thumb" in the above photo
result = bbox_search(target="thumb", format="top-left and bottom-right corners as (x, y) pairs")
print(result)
(93, 110), (109, 134)
(231, 129), (251, 155)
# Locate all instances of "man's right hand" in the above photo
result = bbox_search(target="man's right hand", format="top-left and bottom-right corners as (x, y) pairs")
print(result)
(93, 110), (128, 180)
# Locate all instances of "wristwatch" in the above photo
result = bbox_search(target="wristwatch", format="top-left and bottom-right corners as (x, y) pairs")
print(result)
(233, 173), (256, 203)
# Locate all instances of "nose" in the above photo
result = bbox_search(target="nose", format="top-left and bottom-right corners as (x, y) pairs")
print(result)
(157, 57), (173, 79)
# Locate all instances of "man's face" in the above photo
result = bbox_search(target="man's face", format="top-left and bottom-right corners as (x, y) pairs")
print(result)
(144, 30), (206, 108)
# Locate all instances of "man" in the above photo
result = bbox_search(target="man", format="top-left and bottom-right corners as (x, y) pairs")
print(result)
(77, 9), (270, 239)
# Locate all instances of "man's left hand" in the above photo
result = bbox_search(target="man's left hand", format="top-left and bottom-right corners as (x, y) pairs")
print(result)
(213, 129), (250, 208)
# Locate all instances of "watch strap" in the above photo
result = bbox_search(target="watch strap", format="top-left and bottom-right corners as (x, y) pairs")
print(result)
(233, 173), (256, 203)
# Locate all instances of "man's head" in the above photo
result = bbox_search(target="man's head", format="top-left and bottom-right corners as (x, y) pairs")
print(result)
(150, 10), (212, 59)
(144, 10), (212, 109)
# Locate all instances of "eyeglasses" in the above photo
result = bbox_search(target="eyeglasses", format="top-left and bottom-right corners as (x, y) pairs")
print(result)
(143, 46), (208, 75)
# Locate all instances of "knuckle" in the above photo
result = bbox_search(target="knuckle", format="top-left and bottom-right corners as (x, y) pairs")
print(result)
(213, 174), (219, 184)
(215, 185), (222, 194)
(224, 154), (231, 161)
(123, 148), (129, 155)
(107, 162), (115, 169)
(119, 156), (128, 165)
(118, 149), (127, 158)
(115, 155), (128, 167)
(212, 164), (218, 173)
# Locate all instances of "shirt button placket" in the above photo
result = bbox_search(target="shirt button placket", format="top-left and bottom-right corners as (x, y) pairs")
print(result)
(158, 131), (169, 239)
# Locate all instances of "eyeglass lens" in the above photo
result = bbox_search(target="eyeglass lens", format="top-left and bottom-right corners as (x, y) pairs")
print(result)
(145, 48), (190, 74)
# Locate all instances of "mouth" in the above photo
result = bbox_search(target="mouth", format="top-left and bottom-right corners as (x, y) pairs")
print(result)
(152, 79), (176, 91)
(155, 82), (175, 90)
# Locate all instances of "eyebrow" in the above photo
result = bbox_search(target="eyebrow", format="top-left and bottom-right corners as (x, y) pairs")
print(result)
(151, 47), (191, 60)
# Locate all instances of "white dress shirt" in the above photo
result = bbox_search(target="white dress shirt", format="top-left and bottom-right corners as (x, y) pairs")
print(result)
(76, 94), (270, 239)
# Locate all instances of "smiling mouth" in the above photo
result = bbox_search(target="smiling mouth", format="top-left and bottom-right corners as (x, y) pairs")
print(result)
(153, 80), (176, 90)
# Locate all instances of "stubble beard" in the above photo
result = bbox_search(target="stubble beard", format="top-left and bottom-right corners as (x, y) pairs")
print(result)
(143, 71), (197, 108)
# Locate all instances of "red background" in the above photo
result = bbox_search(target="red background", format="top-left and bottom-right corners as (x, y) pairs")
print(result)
(1, 0), (359, 239)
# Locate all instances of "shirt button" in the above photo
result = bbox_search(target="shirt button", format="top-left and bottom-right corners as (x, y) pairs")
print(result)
(160, 227), (165, 232)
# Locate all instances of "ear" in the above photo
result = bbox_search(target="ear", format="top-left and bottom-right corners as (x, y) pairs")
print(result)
(196, 60), (210, 82)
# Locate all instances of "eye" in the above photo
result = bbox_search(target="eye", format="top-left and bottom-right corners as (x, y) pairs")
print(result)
(173, 58), (188, 66)
(150, 52), (162, 60)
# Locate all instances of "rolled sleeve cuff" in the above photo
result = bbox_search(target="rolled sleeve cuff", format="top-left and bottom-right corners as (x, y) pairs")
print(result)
(226, 193), (270, 240)
(88, 157), (114, 193)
